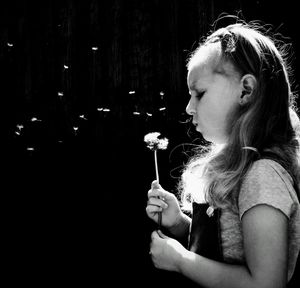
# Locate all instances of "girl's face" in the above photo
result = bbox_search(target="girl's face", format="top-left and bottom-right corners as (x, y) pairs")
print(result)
(186, 44), (242, 144)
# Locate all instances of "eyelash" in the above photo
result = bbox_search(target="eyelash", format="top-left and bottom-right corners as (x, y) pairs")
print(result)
(196, 91), (205, 100)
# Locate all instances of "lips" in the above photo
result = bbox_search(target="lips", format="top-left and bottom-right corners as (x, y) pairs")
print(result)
(193, 121), (201, 132)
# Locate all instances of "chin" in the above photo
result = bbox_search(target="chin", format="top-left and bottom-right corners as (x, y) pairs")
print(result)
(202, 134), (226, 145)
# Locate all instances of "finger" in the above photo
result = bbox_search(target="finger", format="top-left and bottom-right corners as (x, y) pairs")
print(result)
(145, 204), (163, 215)
(149, 242), (153, 256)
(147, 197), (168, 209)
(148, 188), (171, 202)
(148, 188), (162, 198)
(147, 189), (154, 198)
(151, 230), (159, 240)
(148, 185), (168, 198)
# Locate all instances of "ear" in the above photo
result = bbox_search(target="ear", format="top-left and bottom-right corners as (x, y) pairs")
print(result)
(239, 74), (257, 105)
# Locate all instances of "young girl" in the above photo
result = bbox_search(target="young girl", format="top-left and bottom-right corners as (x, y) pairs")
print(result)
(146, 19), (300, 288)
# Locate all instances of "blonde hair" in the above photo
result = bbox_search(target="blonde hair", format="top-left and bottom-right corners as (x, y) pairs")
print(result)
(180, 22), (300, 211)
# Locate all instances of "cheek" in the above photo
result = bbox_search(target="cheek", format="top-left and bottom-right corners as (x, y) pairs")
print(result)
(196, 98), (220, 118)
(197, 102), (230, 130)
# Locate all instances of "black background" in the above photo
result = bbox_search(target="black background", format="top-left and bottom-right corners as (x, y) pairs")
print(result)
(2, 0), (299, 286)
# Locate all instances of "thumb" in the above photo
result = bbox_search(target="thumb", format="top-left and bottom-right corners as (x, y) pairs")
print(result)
(157, 229), (168, 239)
(151, 179), (161, 189)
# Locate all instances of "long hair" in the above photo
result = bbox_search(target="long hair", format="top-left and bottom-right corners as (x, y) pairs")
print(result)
(180, 21), (300, 211)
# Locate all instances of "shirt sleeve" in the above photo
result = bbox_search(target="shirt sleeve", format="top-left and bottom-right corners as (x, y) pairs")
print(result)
(238, 159), (295, 220)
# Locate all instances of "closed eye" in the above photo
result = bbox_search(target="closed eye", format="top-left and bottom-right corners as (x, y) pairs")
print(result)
(196, 91), (205, 100)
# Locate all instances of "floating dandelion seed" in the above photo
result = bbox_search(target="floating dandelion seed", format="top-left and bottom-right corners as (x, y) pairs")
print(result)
(31, 117), (41, 122)
(73, 127), (79, 135)
(144, 132), (169, 229)
(15, 124), (24, 136)
(26, 147), (35, 153)
(79, 114), (87, 120)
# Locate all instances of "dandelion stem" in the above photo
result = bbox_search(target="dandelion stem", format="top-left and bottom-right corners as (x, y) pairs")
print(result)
(154, 150), (159, 182)
(154, 150), (162, 228)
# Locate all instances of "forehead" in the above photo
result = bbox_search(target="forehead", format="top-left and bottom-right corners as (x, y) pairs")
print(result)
(187, 42), (239, 89)
(188, 42), (221, 73)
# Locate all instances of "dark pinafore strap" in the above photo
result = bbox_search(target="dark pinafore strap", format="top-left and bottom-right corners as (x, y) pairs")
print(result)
(188, 202), (223, 262)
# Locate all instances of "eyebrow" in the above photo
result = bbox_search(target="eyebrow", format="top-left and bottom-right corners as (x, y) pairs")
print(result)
(189, 81), (204, 94)
(189, 81), (198, 91)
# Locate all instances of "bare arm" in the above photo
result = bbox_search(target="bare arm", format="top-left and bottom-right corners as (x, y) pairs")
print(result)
(167, 211), (191, 241)
(176, 205), (288, 288)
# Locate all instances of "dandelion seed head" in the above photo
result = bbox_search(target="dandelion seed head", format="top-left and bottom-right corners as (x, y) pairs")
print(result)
(157, 138), (168, 150)
(144, 132), (169, 151)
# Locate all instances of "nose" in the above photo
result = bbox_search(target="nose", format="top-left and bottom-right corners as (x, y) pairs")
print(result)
(186, 98), (196, 116)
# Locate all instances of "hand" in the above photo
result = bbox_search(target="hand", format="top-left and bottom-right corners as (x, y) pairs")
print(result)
(146, 180), (182, 229)
(149, 230), (186, 272)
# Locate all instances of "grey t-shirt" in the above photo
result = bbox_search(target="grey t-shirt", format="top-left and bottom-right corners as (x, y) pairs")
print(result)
(220, 159), (300, 281)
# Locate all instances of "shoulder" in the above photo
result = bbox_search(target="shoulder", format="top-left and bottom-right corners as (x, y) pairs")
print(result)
(244, 159), (293, 183)
(238, 159), (298, 220)
(241, 159), (295, 192)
